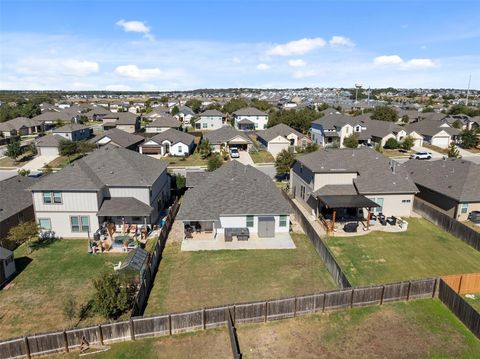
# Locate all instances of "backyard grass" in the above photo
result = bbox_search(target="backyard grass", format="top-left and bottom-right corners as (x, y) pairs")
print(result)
(165, 152), (208, 167)
(324, 218), (480, 286)
(0, 240), (126, 339)
(464, 293), (480, 312)
(423, 143), (449, 155)
(46, 154), (83, 169)
(145, 233), (336, 315)
(0, 151), (34, 168)
(249, 149), (275, 163)
(382, 148), (413, 157)
(54, 299), (480, 358)
(462, 220), (480, 233)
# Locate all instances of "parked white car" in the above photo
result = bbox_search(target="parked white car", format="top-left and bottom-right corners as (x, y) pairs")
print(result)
(410, 151), (432, 160)
(230, 147), (240, 159)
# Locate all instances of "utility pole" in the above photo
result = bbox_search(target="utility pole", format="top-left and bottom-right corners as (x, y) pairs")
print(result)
(465, 74), (471, 106)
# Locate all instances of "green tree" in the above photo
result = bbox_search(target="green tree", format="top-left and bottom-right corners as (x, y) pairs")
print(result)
(92, 273), (135, 320)
(402, 136), (415, 151)
(451, 120), (462, 129)
(298, 142), (318, 154)
(6, 220), (39, 252)
(207, 153), (223, 172)
(267, 108), (319, 132)
(422, 106), (434, 113)
(401, 115), (409, 124)
(447, 143), (460, 158)
(5, 139), (24, 162)
(343, 134), (359, 148)
(160, 96), (169, 105)
(17, 169), (30, 176)
(58, 139), (78, 157)
(383, 138), (399, 149)
(171, 106), (180, 115)
(448, 104), (480, 117)
(460, 130), (479, 149)
(223, 98), (248, 114)
(185, 99), (202, 113)
(274, 149), (295, 177)
(77, 141), (96, 155)
(175, 175), (186, 190)
(197, 139), (212, 159)
(250, 98), (273, 111)
(371, 106), (398, 122)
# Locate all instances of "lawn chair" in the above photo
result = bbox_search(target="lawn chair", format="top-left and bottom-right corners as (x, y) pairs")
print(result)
(113, 261), (122, 271)
(387, 216), (397, 226)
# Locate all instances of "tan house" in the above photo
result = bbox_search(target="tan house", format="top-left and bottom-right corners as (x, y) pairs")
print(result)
(405, 159), (480, 221)
(256, 123), (310, 157)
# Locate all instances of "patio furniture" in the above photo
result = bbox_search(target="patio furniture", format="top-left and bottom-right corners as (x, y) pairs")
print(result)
(225, 227), (250, 242)
(343, 222), (358, 233)
(378, 213), (387, 226)
(387, 216), (397, 226)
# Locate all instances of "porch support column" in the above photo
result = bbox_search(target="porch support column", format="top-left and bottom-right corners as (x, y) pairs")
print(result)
(366, 208), (371, 229)
(332, 209), (336, 233)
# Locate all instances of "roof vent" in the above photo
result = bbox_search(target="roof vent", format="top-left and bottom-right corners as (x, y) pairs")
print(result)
(110, 171), (114, 174)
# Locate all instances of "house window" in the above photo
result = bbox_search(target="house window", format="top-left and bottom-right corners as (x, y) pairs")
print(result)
(300, 186), (306, 200)
(70, 216), (90, 233)
(42, 191), (62, 204)
(38, 218), (52, 230)
(279, 215), (287, 227)
(375, 198), (384, 213)
(178, 146), (182, 153)
(402, 199), (411, 204)
(461, 203), (469, 214)
(202, 123), (207, 129)
(246, 215), (254, 228)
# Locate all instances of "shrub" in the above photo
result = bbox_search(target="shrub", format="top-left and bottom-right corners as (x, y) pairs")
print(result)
(207, 153), (223, 172)
(343, 134), (359, 148)
(92, 273), (136, 320)
(383, 138), (399, 149)
(402, 136), (415, 151)
(274, 149), (295, 177)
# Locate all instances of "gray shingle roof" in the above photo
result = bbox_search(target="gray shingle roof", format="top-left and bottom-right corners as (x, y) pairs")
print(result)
(314, 184), (357, 196)
(204, 126), (252, 145)
(185, 171), (208, 188)
(52, 123), (89, 133)
(90, 128), (144, 148)
(30, 146), (168, 191)
(33, 111), (77, 122)
(405, 158), (480, 202)
(35, 134), (62, 147)
(103, 112), (138, 125)
(199, 109), (224, 117)
(177, 161), (293, 221)
(0, 117), (43, 132)
(0, 175), (37, 222)
(295, 148), (418, 194)
(145, 129), (194, 146)
(256, 123), (305, 143)
(97, 197), (153, 216)
(233, 107), (267, 116)
(311, 114), (360, 129)
(407, 120), (460, 137)
(146, 115), (181, 128)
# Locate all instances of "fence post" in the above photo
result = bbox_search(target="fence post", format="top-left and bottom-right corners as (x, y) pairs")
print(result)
(313, 294), (317, 313)
(457, 275), (463, 293)
(63, 330), (69, 353)
(24, 337), (31, 359)
(264, 301), (268, 322)
(432, 278), (438, 298)
(350, 289), (354, 308)
(130, 318), (136, 341)
(293, 297), (297, 317)
(380, 285), (385, 305)
(168, 315), (172, 335)
(202, 308), (206, 330)
(98, 325), (104, 346)
(406, 281), (412, 301)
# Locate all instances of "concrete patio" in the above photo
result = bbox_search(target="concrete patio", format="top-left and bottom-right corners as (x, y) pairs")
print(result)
(181, 232), (296, 251)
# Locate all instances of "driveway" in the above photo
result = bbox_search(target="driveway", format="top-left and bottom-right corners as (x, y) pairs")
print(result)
(22, 155), (58, 171)
(234, 151), (254, 166)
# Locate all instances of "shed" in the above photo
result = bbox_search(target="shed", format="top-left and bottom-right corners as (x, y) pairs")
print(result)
(117, 248), (148, 281)
(0, 246), (16, 286)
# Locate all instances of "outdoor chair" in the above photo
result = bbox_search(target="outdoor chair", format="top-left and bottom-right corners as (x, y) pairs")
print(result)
(387, 216), (397, 226)
(343, 222), (358, 233)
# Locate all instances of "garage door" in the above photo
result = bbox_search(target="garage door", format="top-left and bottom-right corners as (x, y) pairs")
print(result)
(39, 147), (59, 156)
(431, 136), (450, 148)
(268, 142), (288, 157)
(141, 147), (162, 154)
(258, 216), (275, 238)
(413, 138), (423, 147)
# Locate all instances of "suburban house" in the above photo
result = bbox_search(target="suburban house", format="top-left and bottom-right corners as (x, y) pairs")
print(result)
(0, 175), (37, 245)
(139, 129), (195, 157)
(174, 106), (195, 127)
(290, 148), (418, 231)
(52, 123), (92, 141)
(407, 120), (460, 148)
(90, 128), (145, 151)
(34, 134), (63, 156)
(256, 123), (310, 157)
(441, 115), (476, 131)
(33, 111), (80, 129)
(405, 159), (480, 221)
(144, 107), (170, 122)
(361, 118), (423, 147)
(29, 146), (171, 238)
(0, 247), (16, 287)
(145, 115), (182, 133)
(0, 117), (44, 138)
(195, 109), (224, 130)
(84, 107), (112, 121)
(178, 161), (293, 242)
(204, 126), (253, 152)
(102, 113), (140, 133)
(233, 107), (268, 130)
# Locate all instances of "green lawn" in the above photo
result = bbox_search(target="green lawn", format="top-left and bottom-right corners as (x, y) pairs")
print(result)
(165, 152), (208, 167)
(46, 154), (83, 169)
(53, 300), (480, 359)
(324, 218), (480, 286)
(249, 150), (275, 163)
(145, 233), (336, 315)
(0, 151), (34, 168)
(0, 240), (126, 339)
(382, 149), (414, 158)
(423, 143), (449, 155)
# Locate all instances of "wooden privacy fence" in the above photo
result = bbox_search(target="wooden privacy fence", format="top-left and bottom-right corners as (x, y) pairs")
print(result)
(439, 277), (480, 339)
(413, 198), (480, 251)
(0, 278), (438, 359)
(442, 273), (480, 294)
(282, 190), (352, 288)
(131, 198), (180, 317)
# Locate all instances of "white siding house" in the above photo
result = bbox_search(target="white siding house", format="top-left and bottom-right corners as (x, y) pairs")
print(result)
(233, 107), (268, 130)
(195, 109), (224, 130)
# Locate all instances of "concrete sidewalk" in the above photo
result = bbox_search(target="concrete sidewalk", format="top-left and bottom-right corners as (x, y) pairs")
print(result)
(21, 155), (58, 171)
(235, 151), (254, 165)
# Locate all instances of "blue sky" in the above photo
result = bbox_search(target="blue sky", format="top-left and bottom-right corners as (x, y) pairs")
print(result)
(1, 0), (479, 90)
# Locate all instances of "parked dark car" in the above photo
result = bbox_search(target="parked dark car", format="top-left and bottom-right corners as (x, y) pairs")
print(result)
(468, 211), (480, 224)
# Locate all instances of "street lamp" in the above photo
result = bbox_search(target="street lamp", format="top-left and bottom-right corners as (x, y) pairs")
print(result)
(355, 83), (362, 105)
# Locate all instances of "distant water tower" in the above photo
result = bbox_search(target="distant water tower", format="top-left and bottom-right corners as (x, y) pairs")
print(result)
(355, 83), (362, 104)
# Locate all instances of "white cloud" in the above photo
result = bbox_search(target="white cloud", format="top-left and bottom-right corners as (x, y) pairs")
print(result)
(329, 36), (355, 47)
(267, 38), (326, 56)
(114, 64), (183, 80)
(256, 63), (270, 70)
(288, 59), (306, 67)
(373, 55), (436, 69)
(116, 19), (153, 40)
(292, 70), (319, 79)
(373, 55), (404, 65)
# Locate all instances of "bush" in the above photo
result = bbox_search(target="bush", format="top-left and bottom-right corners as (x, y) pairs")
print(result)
(383, 138), (400, 149)
(371, 106), (398, 122)
(343, 134), (359, 148)
(274, 149), (295, 177)
(58, 139), (78, 157)
(460, 130), (479, 149)
(92, 273), (136, 320)
(402, 136), (415, 151)
(207, 153), (223, 172)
